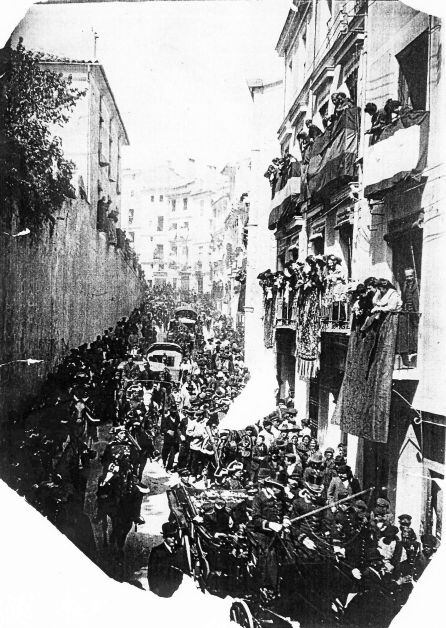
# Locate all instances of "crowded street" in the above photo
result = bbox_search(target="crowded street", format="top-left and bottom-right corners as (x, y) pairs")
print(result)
(1, 2), (444, 627)
(1, 286), (437, 628)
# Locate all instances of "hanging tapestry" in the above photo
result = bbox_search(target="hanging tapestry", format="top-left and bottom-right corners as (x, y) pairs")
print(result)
(332, 312), (399, 443)
(263, 293), (276, 349)
(295, 285), (322, 379)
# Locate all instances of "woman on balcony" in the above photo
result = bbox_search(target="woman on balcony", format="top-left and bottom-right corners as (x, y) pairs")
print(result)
(361, 278), (402, 331)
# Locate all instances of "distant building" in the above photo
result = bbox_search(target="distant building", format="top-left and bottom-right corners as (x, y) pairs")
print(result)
(121, 164), (182, 282)
(122, 159), (249, 305)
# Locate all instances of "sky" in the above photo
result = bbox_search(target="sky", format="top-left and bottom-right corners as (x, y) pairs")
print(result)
(11, 1), (291, 171)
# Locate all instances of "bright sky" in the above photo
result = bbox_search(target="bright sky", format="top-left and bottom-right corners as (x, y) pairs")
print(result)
(12, 1), (290, 170)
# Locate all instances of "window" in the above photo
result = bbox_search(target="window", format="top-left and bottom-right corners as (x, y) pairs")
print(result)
(128, 208), (134, 224)
(157, 216), (164, 232)
(397, 30), (429, 110)
(159, 195), (164, 202)
(183, 221), (189, 229)
(130, 190), (134, 197)
(129, 231), (135, 242)
(339, 223), (353, 278)
(172, 199), (176, 211)
(172, 222), (177, 230)
(151, 195), (155, 202)
(345, 68), (358, 107)
(183, 197), (188, 210)
(154, 244), (164, 260)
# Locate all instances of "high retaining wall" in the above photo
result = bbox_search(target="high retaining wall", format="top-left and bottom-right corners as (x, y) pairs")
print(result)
(0, 198), (146, 423)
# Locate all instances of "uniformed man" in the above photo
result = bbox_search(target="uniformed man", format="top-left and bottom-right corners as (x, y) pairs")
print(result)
(249, 475), (292, 595)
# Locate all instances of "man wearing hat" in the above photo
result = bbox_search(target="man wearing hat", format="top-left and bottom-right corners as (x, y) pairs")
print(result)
(377, 524), (406, 574)
(225, 461), (245, 490)
(249, 474), (291, 594)
(160, 409), (181, 472)
(290, 468), (325, 546)
(398, 514), (419, 567)
(202, 498), (234, 537)
(147, 522), (186, 597)
(327, 465), (360, 508)
(413, 533), (438, 581)
(322, 447), (336, 489)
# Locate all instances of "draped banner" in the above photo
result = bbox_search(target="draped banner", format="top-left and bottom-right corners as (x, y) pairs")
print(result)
(268, 161), (301, 230)
(305, 107), (359, 199)
(363, 110), (430, 199)
(332, 313), (399, 443)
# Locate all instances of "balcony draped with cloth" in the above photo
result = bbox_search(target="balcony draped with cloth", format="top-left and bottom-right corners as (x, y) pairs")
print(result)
(303, 107), (360, 201)
(363, 110), (430, 199)
(332, 312), (399, 443)
(268, 161), (301, 230)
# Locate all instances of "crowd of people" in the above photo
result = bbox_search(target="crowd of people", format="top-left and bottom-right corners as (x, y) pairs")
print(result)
(5, 282), (436, 620)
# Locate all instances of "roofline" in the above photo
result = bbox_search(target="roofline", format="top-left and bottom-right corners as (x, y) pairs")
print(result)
(39, 61), (130, 145)
(276, 1), (310, 57)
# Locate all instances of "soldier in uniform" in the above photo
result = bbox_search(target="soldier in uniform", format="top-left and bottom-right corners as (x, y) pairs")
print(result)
(249, 475), (292, 596)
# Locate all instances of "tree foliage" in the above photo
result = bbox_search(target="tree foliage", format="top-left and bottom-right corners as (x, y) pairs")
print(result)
(0, 39), (86, 236)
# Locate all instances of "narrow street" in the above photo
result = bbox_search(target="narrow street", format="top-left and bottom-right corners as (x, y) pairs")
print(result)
(84, 422), (233, 623)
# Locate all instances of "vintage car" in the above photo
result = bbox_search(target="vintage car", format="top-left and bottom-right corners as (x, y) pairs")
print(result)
(146, 342), (183, 382)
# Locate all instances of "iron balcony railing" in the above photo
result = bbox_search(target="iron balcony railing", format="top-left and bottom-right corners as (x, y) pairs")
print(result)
(321, 300), (352, 334)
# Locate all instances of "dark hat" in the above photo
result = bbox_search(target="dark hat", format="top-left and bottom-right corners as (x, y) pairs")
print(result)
(324, 447), (335, 455)
(162, 522), (178, 537)
(398, 514), (412, 523)
(258, 468), (270, 484)
(382, 525), (399, 539)
(376, 497), (390, 509)
(303, 468), (324, 493)
(285, 408), (297, 416)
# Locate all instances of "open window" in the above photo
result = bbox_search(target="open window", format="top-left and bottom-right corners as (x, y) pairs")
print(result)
(397, 30), (429, 110)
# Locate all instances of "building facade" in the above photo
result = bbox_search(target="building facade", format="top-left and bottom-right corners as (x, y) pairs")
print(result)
(261, 1), (444, 540)
(40, 61), (129, 223)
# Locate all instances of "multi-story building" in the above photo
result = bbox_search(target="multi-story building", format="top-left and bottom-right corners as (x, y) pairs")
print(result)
(121, 164), (182, 283)
(122, 160), (233, 292)
(39, 61), (129, 223)
(262, 1), (444, 539)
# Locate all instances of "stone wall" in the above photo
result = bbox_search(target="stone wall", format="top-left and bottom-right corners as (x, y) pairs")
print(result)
(0, 198), (146, 423)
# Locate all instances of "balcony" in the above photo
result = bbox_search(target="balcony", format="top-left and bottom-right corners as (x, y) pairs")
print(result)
(393, 311), (421, 377)
(363, 110), (429, 199)
(305, 107), (359, 201)
(321, 300), (352, 334)
(275, 317), (296, 331)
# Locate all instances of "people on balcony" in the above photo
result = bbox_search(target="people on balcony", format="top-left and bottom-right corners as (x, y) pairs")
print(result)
(365, 99), (406, 144)
(359, 278), (402, 331)
(305, 119), (323, 143)
(331, 92), (355, 122)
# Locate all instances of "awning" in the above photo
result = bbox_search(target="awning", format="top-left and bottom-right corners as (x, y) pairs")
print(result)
(364, 110), (430, 199)
(305, 107), (359, 200)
